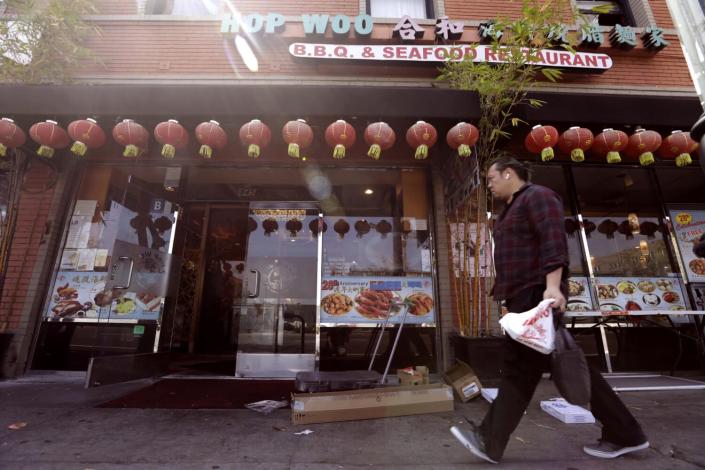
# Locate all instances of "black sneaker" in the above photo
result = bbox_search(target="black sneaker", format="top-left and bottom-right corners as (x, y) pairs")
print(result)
(583, 440), (650, 459)
(450, 425), (498, 464)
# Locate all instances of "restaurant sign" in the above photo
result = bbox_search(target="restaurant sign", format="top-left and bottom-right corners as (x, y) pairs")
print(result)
(289, 43), (612, 69)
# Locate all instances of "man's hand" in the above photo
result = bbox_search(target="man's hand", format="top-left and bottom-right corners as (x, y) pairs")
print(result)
(544, 285), (566, 312)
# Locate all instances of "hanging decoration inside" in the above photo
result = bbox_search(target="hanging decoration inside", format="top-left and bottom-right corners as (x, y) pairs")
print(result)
(625, 128), (661, 166)
(154, 119), (189, 159)
(406, 121), (437, 160)
(617, 221), (635, 239)
(564, 218), (579, 238)
(112, 119), (149, 158)
(598, 219), (618, 239)
(282, 119), (313, 159)
(639, 221), (659, 238)
(29, 120), (69, 158)
(363, 121), (395, 159)
(376, 219), (392, 238)
(354, 219), (371, 238)
(593, 128), (628, 164)
(524, 124), (559, 162)
(309, 218), (327, 238)
(0, 118), (26, 157)
(67, 118), (106, 157)
(262, 218), (279, 236)
(658, 130), (698, 167)
(325, 119), (356, 159)
(285, 218), (303, 237)
(195, 120), (227, 159)
(239, 119), (271, 159)
(558, 126), (593, 162)
(446, 122), (479, 158)
(583, 219), (596, 238)
(333, 219), (350, 239)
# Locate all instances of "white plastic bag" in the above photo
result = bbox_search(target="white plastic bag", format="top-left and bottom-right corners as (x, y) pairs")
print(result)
(499, 298), (556, 354)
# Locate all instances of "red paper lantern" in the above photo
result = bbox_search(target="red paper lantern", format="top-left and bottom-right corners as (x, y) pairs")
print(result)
(282, 119), (313, 159)
(558, 126), (593, 162)
(112, 119), (149, 158)
(195, 120), (227, 159)
(406, 121), (437, 160)
(625, 129), (662, 166)
(658, 130), (698, 167)
(0, 118), (26, 157)
(29, 120), (69, 158)
(154, 119), (188, 159)
(446, 122), (479, 158)
(524, 124), (559, 162)
(325, 119), (356, 159)
(239, 119), (271, 159)
(592, 128), (628, 164)
(67, 118), (106, 157)
(363, 122), (395, 160)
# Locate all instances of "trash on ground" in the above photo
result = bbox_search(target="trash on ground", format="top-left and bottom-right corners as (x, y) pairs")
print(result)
(244, 400), (288, 414)
(540, 398), (595, 424)
(481, 388), (498, 403)
(397, 366), (430, 386)
(7, 422), (27, 430)
(443, 361), (482, 402)
(294, 429), (314, 435)
(272, 425), (287, 432)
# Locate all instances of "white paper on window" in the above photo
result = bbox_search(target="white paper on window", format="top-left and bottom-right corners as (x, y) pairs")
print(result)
(370, 0), (426, 19)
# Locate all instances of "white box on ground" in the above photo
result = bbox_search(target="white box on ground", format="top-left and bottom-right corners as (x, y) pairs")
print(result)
(540, 398), (595, 424)
(481, 388), (498, 403)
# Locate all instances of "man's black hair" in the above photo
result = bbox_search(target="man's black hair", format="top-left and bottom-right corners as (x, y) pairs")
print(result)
(488, 153), (532, 182)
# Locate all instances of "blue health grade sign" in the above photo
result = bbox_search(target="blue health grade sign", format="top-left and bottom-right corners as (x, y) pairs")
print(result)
(320, 276), (435, 324)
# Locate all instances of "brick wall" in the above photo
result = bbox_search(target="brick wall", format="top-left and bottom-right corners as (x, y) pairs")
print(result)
(0, 159), (65, 377)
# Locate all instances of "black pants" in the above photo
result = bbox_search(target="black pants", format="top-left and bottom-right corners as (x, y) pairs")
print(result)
(479, 286), (647, 461)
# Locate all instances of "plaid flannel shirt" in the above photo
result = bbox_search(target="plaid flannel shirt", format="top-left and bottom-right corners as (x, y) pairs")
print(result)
(491, 183), (569, 301)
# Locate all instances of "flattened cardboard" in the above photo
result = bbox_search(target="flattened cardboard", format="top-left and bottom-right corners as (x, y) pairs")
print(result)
(443, 360), (482, 402)
(291, 383), (454, 425)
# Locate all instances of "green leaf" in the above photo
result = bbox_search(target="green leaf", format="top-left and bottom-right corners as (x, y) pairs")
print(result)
(591, 4), (616, 14)
(528, 98), (546, 108)
(511, 117), (528, 127)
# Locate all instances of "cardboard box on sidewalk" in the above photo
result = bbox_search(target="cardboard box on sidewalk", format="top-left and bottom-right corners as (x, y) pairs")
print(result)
(397, 366), (430, 386)
(291, 383), (454, 425)
(443, 360), (482, 402)
(540, 399), (595, 424)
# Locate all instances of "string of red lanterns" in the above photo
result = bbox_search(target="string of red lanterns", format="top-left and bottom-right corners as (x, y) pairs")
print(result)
(0, 117), (700, 166)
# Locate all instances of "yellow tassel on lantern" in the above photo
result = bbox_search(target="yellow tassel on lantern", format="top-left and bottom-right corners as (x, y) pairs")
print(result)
(0, 143), (7, 157)
(71, 141), (87, 157)
(639, 152), (655, 166)
(607, 151), (621, 164)
(676, 153), (692, 167)
(571, 149), (585, 162)
(367, 144), (381, 159)
(124, 144), (139, 158)
(288, 143), (300, 159)
(248, 144), (261, 158)
(199, 144), (212, 159)
(333, 144), (346, 159)
(161, 144), (176, 159)
(414, 144), (429, 160)
(541, 147), (554, 162)
(458, 144), (471, 158)
(37, 145), (54, 158)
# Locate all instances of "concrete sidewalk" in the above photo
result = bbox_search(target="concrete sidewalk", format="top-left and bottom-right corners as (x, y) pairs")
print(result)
(1, 372), (704, 469)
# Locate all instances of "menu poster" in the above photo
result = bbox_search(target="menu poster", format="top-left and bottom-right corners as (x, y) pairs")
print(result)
(60, 249), (79, 270)
(45, 272), (108, 319)
(65, 215), (92, 249)
(669, 209), (705, 282)
(76, 249), (97, 271)
(595, 276), (688, 313)
(320, 276), (435, 324)
(567, 277), (593, 313)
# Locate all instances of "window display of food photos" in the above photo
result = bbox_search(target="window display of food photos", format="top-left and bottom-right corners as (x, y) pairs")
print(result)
(669, 209), (705, 283)
(595, 276), (688, 312)
(567, 277), (594, 312)
(320, 276), (435, 324)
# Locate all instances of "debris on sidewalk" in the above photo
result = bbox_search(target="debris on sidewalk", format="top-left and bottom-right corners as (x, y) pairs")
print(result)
(443, 361), (482, 402)
(244, 400), (288, 415)
(291, 383), (453, 425)
(272, 425), (287, 432)
(540, 398), (595, 424)
(397, 366), (430, 386)
(481, 388), (498, 403)
(294, 429), (314, 435)
(7, 422), (27, 430)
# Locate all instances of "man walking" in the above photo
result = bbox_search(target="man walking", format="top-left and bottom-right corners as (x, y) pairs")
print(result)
(451, 155), (649, 464)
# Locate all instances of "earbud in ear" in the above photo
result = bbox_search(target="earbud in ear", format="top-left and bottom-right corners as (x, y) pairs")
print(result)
(505, 175), (510, 180)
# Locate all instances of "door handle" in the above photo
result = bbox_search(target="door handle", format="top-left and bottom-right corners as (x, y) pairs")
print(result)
(248, 269), (260, 298)
(114, 256), (134, 289)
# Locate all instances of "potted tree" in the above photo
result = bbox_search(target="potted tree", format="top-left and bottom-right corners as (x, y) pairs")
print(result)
(438, 0), (596, 381)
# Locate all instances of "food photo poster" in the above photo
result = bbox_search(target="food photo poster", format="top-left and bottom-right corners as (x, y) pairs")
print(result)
(320, 276), (435, 324)
(669, 209), (705, 282)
